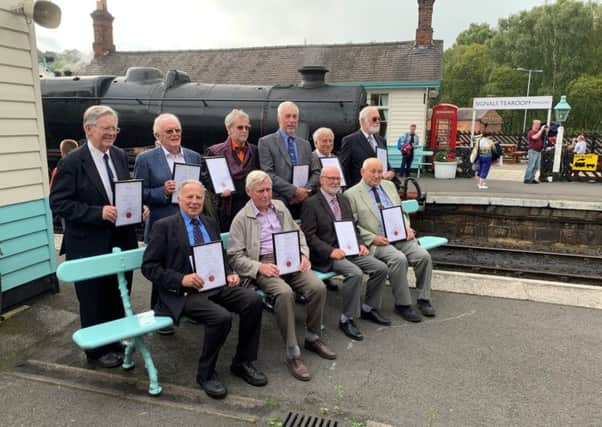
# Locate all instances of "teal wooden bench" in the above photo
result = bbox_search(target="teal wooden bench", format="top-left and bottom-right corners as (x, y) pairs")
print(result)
(387, 145), (433, 178)
(55, 247), (173, 396)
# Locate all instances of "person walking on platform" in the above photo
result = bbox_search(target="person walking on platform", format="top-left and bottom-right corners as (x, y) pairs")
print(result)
(524, 119), (547, 184)
(475, 131), (496, 190)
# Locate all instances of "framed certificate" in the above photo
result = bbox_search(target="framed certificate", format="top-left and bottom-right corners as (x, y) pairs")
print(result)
(114, 179), (143, 227)
(272, 230), (301, 275)
(376, 147), (389, 172)
(380, 206), (407, 242)
(319, 156), (346, 187)
(204, 156), (236, 195)
(334, 220), (360, 256)
(292, 164), (309, 188)
(171, 162), (202, 203)
(191, 240), (227, 292)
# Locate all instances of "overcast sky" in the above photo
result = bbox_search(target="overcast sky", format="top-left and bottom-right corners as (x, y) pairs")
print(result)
(37, 0), (552, 56)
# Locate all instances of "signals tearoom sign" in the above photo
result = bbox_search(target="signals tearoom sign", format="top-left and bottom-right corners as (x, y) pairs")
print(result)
(473, 96), (553, 111)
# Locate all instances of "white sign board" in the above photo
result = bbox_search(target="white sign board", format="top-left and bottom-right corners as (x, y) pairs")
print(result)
(473, 96), (553, 111)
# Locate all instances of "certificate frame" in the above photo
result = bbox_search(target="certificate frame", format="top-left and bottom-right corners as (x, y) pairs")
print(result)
(191, 240), (228, 292)
(203, 156), (236, 195)
(380, 206), (407, 242)
(113, 179), (143, 227)
(291, 164), (310, 188)
(333, 220), (360, 256)
(171, 162), (202, 204)
(272, 230), (301, 275)
(376, 147), (389, 172)
(318, 156), (346, 187)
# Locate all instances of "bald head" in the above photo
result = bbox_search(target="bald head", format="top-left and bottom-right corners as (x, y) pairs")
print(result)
(360, 158), (383, 187)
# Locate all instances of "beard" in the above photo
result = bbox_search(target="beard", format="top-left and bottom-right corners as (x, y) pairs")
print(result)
(368, 124), (380, 134)
(322, 185), (341, 195)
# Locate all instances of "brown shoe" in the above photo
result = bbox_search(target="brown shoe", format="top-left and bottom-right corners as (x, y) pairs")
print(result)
(286, 357), (311, 381)
(304, 338), (337, 360)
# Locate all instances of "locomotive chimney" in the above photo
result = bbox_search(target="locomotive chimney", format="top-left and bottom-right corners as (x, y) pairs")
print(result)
(416, 0), (435, 46)
(91, 0), (115, 57)
(298, 66), (329, 88)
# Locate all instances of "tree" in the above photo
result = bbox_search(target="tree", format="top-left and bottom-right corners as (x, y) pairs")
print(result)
(455, 23), (495, 46)
(438, 44), (491, 107)
(567, 74), (602, 132)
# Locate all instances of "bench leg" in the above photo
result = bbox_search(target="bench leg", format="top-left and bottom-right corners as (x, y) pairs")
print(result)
(122, 340), (135, 371)
(134, 336), (162, 396)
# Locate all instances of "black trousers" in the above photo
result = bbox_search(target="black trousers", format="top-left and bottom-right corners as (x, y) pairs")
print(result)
(74, 271), (133, 359)
(183, 286), (263, 381)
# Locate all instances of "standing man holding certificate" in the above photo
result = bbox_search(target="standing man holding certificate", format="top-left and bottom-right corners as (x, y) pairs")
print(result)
(301, 166), (389, 341)
(344, 158), (436, 323)
(228, 171), (335, 382)
(205, 109), (259, 231)
(339, 106), (395, 188)
(50, 105), (148, 369)
(141, 180), (267, 399)
(258, 101), (320, 217)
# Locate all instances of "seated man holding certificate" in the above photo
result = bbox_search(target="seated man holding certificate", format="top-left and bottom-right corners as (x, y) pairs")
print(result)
(141, 179), (267, 399)
(344, 158), (436, 322)
(301, 166), (389, 341)
(228, 170), (336, 382)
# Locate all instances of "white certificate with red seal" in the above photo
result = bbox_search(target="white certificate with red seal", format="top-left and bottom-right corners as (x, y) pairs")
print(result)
(192, 240), (227, 292)
(204, 156), (236, 195)
(272, 230), (301, 275)
(381, 206), (407, 242)
(114, 179), (143, 227)
(334, 220), (359, 256)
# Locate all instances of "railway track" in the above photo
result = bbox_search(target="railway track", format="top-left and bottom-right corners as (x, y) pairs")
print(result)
(431, 244), (602, 286)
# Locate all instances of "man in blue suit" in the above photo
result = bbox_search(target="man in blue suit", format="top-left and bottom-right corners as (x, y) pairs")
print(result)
(134, 113), (203, 326)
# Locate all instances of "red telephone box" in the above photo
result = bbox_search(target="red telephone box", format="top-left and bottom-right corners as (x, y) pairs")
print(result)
(429, 104), (458, 152)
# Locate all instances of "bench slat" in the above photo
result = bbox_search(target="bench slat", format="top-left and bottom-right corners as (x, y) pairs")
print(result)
(417, 236), (448, 250)
(56, 247), (145, 282)
(73, 314), (173, 350)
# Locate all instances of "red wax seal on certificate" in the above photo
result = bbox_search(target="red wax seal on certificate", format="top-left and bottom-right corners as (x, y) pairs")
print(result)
(208, 275), (215, 282)
(393, 230), (399, 236)
(347, 244), (352, 250)
(126, 211), (132, 219)
(286, 260), (292, 267)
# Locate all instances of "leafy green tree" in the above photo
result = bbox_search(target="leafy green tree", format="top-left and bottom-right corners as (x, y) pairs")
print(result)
(455, 23), (495, 46)
(438, 44), (491, 106)
(567, 74), (602, 132)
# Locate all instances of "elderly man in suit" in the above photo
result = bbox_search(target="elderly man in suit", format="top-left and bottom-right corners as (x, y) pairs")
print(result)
(258, 101), (320, 216)
(50, 105), (149, 368)
(142, 180), (266, 399)
(134, 113), (204, 326)
(228, 170), (335, 382)
(344, 158), (436, 323)
(339, 106), (395, 187)
(301, 166), (389, 341)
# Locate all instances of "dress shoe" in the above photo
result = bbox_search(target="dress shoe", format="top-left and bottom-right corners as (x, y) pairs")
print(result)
(230, 361), (268, 387)
(394, 305), (422, 323)
(87, 351), (123, 369)
(360, 308), (392, 326)
(286, 357), (311, 381)
(417, 299), (436, 317)
(156, 326), (175, 336)
(197, 372), (227, 399)
(304, 338), (337, 360)
(339, 319), (364, 341)
(532, 180), (540, 184)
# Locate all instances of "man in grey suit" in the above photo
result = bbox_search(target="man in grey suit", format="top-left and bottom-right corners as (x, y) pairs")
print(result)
(134, 113), (203, 325)
(344, 158), (436, 322)
(258, 101), (320, 215)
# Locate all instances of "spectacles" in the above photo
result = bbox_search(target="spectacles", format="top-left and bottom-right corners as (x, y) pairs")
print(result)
(370, 117), (381, 123)
(93, 125), (120, 133)
(235, 125), (251, 130)
(164, 128), (182, 135)
(323, 176), (341, 181)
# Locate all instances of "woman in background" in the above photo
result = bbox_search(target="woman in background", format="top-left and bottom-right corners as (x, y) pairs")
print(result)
(476, 131), (496, 189)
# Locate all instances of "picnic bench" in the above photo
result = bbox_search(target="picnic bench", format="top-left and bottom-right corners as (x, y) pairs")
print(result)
(500, 143), (527, 163)
(56, 247), (173, 396)
(387, 145), (433, 178)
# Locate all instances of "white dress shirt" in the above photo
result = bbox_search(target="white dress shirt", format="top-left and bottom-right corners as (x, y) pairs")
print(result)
(87, 141), (117, 203)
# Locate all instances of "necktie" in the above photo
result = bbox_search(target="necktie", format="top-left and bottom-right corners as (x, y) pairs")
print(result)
(367, 135), (377, 153)
(371, 187), (384, 210)
(329, 196), (342, 221)
(103, 153), (115, 182)
(287, 136), (298, 165)
(190, 218), (205, 245)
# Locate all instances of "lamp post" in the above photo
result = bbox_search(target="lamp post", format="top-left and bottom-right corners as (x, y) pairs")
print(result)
(515, 67), (543, 133)
(552, 95), (571, 180)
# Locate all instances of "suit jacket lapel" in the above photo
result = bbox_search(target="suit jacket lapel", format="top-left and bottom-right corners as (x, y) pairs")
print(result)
(110, 147), (130, 180)
(317, 191), (336, 222)
(276, 133), (292, 166)
(81, 145), (110, 204)
(358, 185), (380, 224)
(175, 214), (192, 256)
(358, 132), (376, 158)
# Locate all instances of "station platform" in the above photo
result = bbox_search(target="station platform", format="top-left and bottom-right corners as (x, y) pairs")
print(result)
(407, 163), (602, 210)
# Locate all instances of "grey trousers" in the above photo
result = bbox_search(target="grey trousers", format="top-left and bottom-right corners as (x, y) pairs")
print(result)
(331, 255), (388, 318)
(255, 255), (326, 347)
(373, 238), (433, 305)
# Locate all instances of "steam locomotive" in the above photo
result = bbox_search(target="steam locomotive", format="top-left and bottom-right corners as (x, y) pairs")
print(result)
(41, 66), (366, 169)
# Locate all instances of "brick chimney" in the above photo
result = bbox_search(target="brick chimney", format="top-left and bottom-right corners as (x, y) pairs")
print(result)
(416, 0), (435, 46)
(91, 0), (115, 57)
